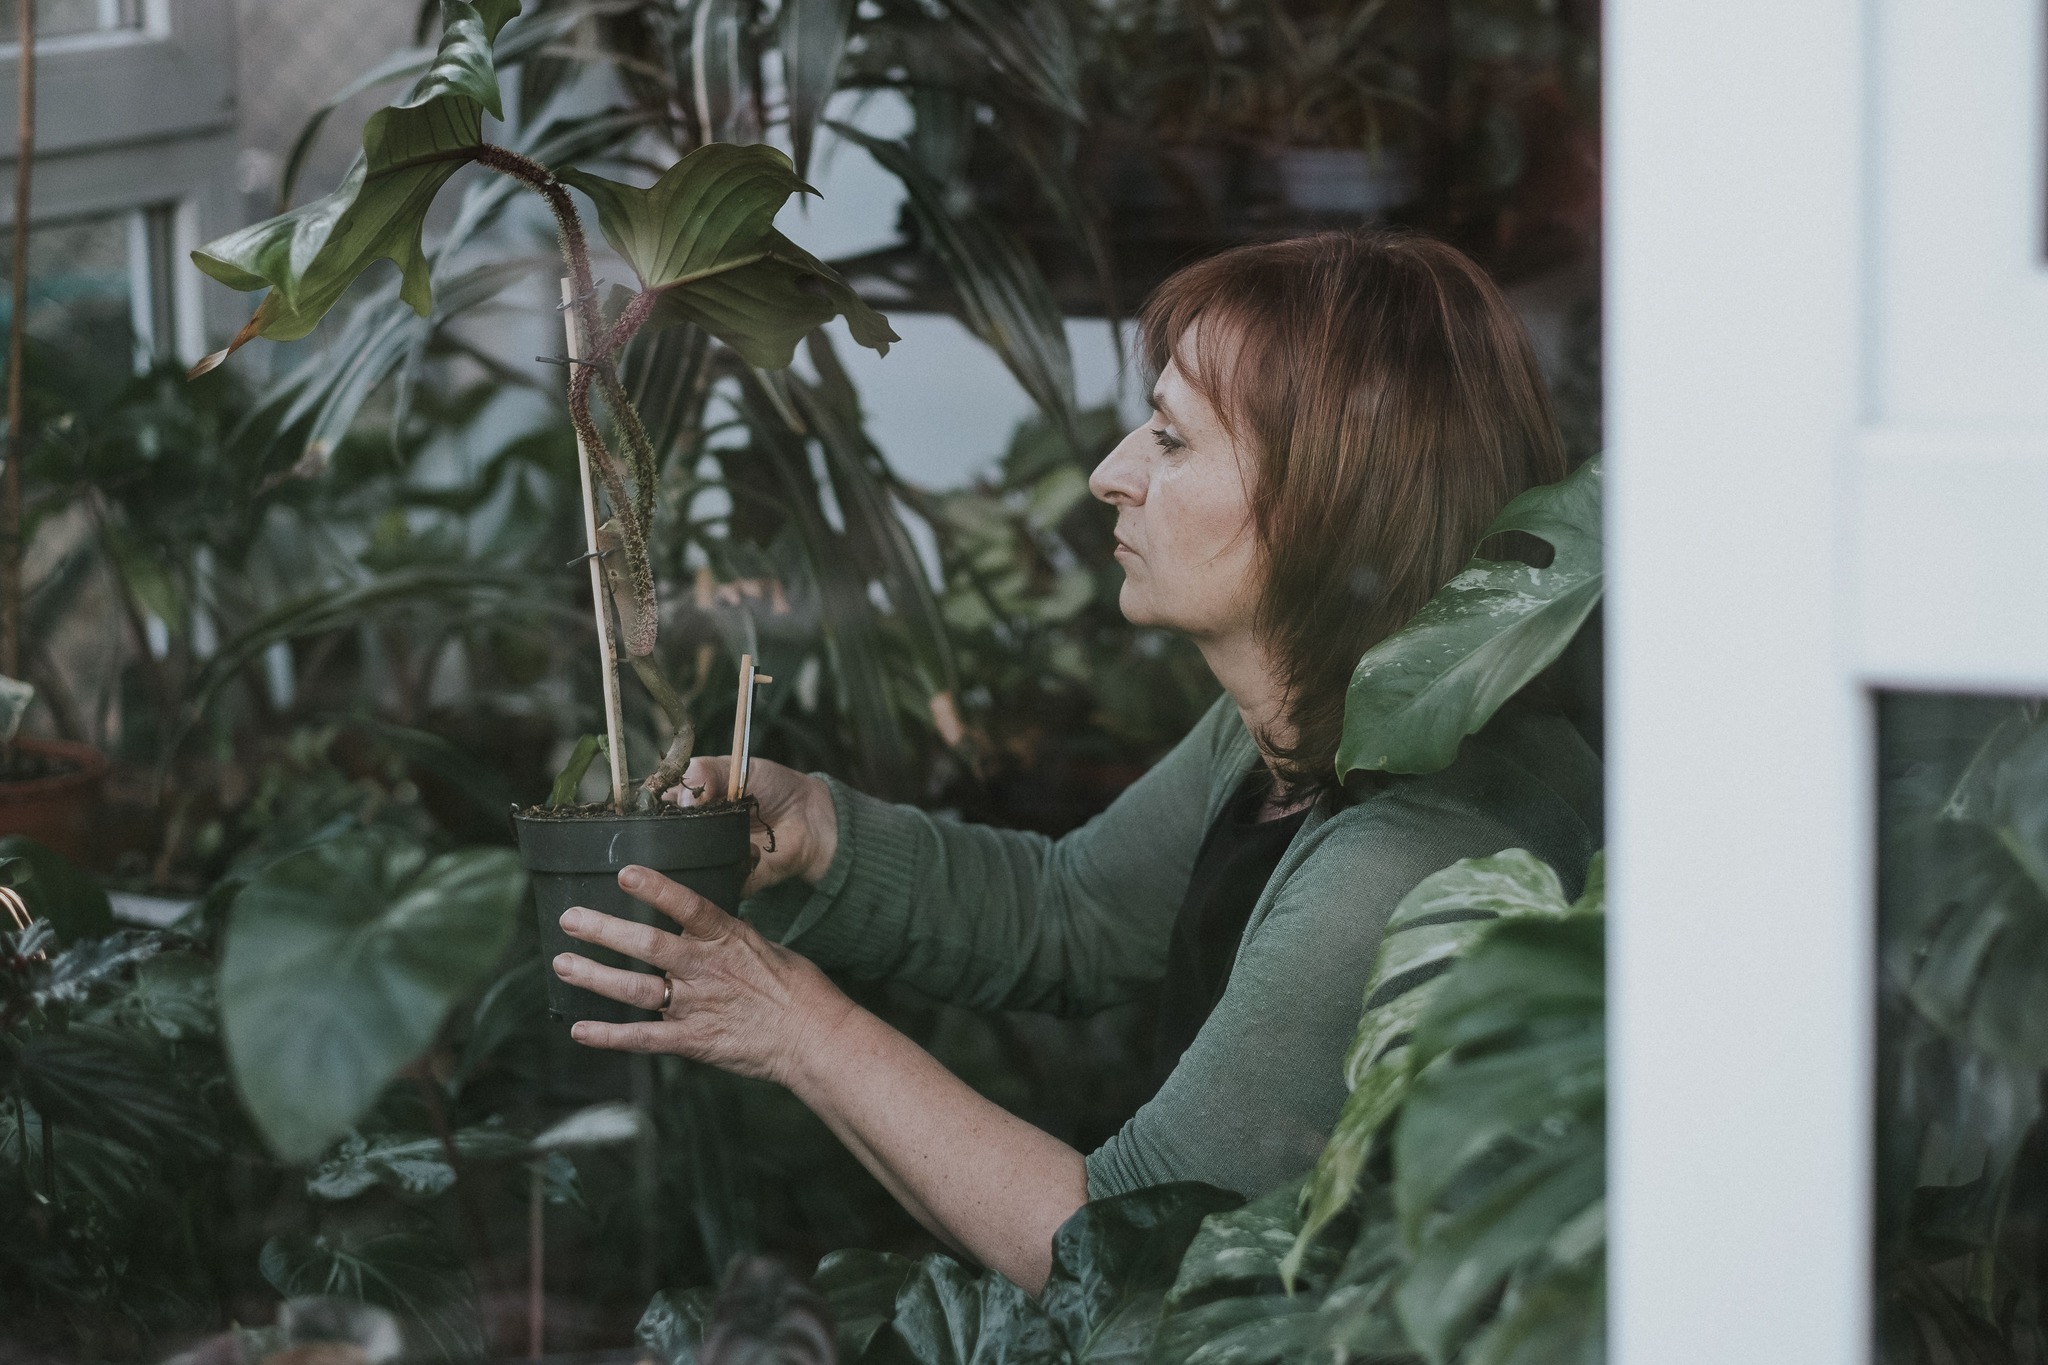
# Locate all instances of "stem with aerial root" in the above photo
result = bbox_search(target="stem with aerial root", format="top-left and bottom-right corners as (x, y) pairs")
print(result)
(473, 144), (660, 658)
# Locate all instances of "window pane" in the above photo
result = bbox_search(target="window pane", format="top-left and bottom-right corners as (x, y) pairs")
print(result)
(0, 208), (161, 377)
(1874, 692), (2048, 1357)
(0, 0), (143, 39)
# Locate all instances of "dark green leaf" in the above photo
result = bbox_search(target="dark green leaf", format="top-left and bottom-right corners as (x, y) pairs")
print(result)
(18, 1025), (219, 1155)
(937, 0), (1085, 120)
(260, 1228), (484, 1362)
(32, 929), (172, 1010)
(550, 732), (606, 807)
(884, 1253), (1067, 1365)
(189, 1), (523, 370)
(814, 1249), (917, 1359)
(0, 836), (111, 943)
(306, 1122), (528, 1200)
(1042, 1184), (1245, 1365)
(559, 144), (896, 369)
(1339, 458), (1602, 778)
(98, 949), (216, 1041)
(781, 0), (857, 179)
(219, 831), (525, 1162)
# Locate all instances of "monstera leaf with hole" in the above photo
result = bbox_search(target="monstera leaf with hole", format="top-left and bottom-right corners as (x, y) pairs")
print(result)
(1339, 458), (1602, 778)
(558, 144), (897, 369)
(189, 0), (522, 373)
(219, 830), (524, 1162)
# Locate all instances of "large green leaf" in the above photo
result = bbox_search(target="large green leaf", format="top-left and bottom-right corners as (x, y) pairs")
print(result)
(219, 831), (525, 1162)
(1390, 915), (1607, 1365)
(1284, 850), (1589, 1279)
(189, 1), (522, 372)
(558, 143), (896, 369)
(1338, 458), (1602, 778)
(884, 1253), (1067, 1365)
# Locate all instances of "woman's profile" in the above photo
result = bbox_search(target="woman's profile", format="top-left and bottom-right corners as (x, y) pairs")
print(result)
(547, 229), (1602, 1293)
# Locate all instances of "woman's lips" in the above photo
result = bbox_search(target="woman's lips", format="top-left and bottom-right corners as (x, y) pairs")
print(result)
(1113, 537), (1136, 559)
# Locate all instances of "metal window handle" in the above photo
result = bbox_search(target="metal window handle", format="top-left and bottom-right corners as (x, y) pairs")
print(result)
(725, 654), (773, 803)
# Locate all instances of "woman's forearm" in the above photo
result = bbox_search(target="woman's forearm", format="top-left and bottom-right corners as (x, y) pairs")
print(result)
(786, 993), (1089, 1293)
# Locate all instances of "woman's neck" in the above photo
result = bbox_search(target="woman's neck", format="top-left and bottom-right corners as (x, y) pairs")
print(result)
(1196, 630), (1299, 791)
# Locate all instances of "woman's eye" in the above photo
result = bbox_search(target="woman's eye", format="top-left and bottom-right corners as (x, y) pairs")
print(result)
(1150, 426), (1186, 453)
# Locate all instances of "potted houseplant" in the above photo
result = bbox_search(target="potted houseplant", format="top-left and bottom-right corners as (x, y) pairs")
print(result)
(188, 0), (897, 1024)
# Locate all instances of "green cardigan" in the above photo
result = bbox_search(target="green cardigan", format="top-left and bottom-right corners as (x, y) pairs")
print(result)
(743, 695), (1602, 1200)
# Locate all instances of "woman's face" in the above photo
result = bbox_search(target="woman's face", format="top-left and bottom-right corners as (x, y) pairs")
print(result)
(1088, 350), (1262, 642)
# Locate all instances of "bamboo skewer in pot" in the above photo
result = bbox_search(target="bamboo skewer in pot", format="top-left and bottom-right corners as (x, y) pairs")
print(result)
(561, 276), (628, 810)
(726, 654), (772, 803)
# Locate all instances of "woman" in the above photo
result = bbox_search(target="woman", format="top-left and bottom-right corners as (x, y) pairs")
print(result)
(549, 230), (1602, 1293)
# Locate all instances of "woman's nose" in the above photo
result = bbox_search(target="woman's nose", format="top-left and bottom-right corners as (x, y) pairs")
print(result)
(1089, 428), (1148, 506)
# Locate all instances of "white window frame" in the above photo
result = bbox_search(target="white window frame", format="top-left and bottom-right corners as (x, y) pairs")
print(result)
(1610, 1), (2048, 1361)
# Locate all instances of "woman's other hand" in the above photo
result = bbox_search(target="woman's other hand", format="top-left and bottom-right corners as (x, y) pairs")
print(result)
(552, 865), (852, 1082)
(667, 755), (838, 896)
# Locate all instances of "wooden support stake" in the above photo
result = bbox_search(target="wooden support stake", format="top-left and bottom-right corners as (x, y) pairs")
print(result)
(562, 277), (627, 809)
(725, 654), (772, 802)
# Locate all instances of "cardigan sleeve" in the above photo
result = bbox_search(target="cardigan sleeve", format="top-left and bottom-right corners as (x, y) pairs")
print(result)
(740, 694), (1252, 1016)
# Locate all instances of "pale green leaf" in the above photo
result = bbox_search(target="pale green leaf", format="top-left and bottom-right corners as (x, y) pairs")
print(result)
(220, 832), (525, 1162)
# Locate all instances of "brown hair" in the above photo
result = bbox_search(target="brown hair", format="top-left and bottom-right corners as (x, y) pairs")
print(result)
(1140, 229), (1567, 796)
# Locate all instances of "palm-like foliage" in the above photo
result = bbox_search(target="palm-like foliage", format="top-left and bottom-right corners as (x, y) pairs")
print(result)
(194, 0), (1108, 805)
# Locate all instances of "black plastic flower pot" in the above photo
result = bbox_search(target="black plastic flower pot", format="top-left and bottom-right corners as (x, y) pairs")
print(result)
(511, 803), (752, 1025)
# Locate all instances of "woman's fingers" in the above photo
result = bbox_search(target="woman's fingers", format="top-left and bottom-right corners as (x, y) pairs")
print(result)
(619, 865), (732, 940)
(667, 756), (730, 807)
(558, 905), (683, 971)
(552, 951), (668, 1012)
(566, 1020), (674, 1052)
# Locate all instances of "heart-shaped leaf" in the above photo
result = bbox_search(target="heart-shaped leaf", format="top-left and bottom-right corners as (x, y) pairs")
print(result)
(219, 831), (524, 1163)
(558, 143), (897, 369)
(1339, 458), (1602, 778)
(189, 0), (522, 373)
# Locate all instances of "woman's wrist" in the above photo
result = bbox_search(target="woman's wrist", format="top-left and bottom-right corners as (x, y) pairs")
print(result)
(799, 772), (840, 885)
(772, 957), (862, 1097)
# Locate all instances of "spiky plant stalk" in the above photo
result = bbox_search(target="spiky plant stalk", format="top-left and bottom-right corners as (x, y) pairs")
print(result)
(470, 147), (674, 809)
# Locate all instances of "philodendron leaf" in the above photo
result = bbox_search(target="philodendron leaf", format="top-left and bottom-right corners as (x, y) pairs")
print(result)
(1339, 457), (1603, 778)
(1040, 1183), (1244, 1365)
(189, 0), (522, 374)
(557, 143), (897, 369)
(220, 831), (525, 1163)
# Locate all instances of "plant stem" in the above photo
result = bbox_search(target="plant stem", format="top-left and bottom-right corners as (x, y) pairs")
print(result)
(528, 1164), (545, 1359)
(412, 1070), (502, 1299)
(473, 142), (661, 658)
(2, 0), (35, 680)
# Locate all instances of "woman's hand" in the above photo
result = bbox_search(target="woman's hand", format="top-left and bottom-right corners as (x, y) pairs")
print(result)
(667, 756), (837, 896)
(552, 864), (853, 1083)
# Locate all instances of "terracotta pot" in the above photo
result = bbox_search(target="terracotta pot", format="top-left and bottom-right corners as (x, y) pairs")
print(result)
(0, 737), (109, 864)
